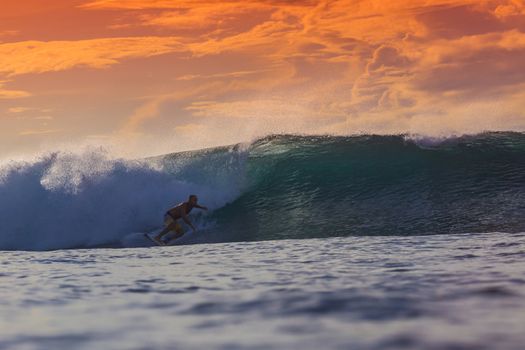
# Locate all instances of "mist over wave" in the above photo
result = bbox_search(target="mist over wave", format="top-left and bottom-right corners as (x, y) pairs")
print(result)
(1, 132), (524, 251)
(0, 148), (245, 250)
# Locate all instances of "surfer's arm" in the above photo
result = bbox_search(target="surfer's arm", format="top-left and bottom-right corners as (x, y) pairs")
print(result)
(195, 204), (208, 210)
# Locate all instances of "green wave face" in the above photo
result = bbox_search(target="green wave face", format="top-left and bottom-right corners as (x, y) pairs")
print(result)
(162, 132), (525, 242)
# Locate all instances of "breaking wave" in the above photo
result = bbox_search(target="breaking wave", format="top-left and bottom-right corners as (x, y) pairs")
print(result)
(1, 132), (524, 250)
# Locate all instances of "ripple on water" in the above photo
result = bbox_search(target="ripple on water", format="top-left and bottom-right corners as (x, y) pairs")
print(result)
(1, 233), (525, 350)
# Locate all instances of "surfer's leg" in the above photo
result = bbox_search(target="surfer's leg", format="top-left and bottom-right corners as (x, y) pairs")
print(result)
(156, 223), (177, 239)
(165, 223), (185, 244)
(155, 216), (176, 241)
(155, 227), (169, 240)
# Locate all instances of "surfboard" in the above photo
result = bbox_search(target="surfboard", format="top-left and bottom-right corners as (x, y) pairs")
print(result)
(144, 232), (165, 246)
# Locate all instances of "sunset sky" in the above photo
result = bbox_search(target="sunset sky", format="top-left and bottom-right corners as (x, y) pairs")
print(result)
(1, 0), (525, 158)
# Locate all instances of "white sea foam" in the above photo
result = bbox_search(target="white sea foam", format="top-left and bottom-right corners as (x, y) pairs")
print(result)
(0, 148), (245, 250)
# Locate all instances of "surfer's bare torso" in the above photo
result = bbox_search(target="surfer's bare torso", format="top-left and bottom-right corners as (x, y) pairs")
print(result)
(166, 202), (194, 220)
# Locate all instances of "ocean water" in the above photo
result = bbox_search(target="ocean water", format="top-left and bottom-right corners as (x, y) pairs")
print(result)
(1, 132), (524, 349)
(1, 233), (525, 349)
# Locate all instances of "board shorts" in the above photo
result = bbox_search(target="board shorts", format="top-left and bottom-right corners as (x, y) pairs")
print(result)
(164, 213), (184, 234)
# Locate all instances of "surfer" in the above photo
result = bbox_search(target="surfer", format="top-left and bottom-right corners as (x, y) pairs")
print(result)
(153, 195), (208, 245)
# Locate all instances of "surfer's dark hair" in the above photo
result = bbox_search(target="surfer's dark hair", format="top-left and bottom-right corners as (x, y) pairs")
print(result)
(189, 194), (197, 200)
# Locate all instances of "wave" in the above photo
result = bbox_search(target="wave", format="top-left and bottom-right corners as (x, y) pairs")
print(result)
(0, 149), (243, 251)
(1, 132), (524, 251)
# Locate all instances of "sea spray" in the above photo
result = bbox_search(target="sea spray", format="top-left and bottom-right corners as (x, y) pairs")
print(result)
(0, 147), (245, 250)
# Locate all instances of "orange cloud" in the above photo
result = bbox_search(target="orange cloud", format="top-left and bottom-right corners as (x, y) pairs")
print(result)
(121, 81), (226, 134)
(7, 107), (34, 113)
(0, 81), (31, 99)
(494, 0), (525, 18)
(18, 129), (62, 136)
(409, 30), (525, 97)
(0, 37), (184, 76)
(138, 3), (275, 35)
(79, 0), (192, 10)
(176, 69), (272, 81)
(0, 30), (19, 39)
(85, 1), (525, 113)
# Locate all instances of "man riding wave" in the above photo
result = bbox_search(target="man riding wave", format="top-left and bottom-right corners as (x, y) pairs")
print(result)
(153, 194), (207, 245)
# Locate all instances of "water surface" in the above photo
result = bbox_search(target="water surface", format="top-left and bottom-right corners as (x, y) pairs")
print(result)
(1, 232), (524, 349)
